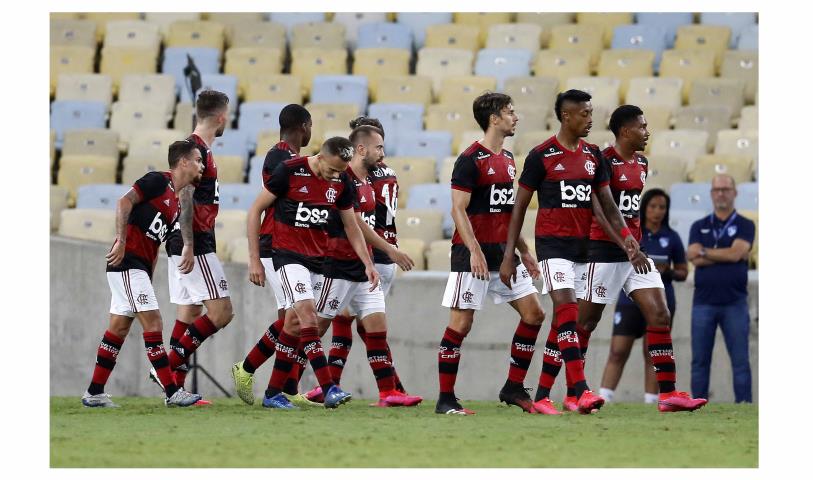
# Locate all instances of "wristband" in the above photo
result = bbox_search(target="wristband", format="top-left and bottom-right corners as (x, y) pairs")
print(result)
(620, 227), (632, 239)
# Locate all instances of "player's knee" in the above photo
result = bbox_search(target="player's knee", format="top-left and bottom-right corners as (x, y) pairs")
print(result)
(520, 307), (545, 326)
(455, 321), (473, 337)
(649, 309), (670, 328)
(582, 318), (599, 332)
(607, 347), (630, 365)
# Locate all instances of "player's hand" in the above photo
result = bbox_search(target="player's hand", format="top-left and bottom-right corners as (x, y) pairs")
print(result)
(178, 245), (195, 274)
(470, 249), (489, 281)
(105, 238), (125, 267)
(499, 257), (516, 289)
(623, 235), (641, 259)
(387, 246), (414, 272)
(520, 251), (540, 280)
(248, 258), (266, 287)
(629, 251), (651, 275)
(366, 265), (381, 292)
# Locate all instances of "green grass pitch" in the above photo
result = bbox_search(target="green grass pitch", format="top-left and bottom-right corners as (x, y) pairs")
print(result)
(51, 397), (757, 468)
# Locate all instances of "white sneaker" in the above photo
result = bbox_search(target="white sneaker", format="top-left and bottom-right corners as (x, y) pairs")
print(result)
(82, 391), (119, 408)
(165, 388), (202, 407)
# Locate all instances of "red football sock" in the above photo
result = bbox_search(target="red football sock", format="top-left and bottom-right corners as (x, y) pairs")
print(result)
(647, 326), (677, 394)
(265, 330), (299, 397)
(168, 314), (218, 369)
(535, 323), (562, 401)
(300, 327), (334, 392)
(244, 316), (284, 374)
(87, 330), (124, 395)
(438, 327), (465, 395)
(143, 331), (178, 397)
(555, 303), (588, 398)
(508, 320), (541, 383)
(328, 315), (354, 384)
(364, 331), (396, 394)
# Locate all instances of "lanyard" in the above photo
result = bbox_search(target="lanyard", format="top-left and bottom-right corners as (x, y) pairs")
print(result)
(710, 211), (738, 248)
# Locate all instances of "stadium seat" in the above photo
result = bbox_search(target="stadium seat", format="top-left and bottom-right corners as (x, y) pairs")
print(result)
(143, 12), (201, 39)
(643, 155), (688, 191)
(228, 237), (250, 264)
(610, 25), (668, 72)
(267, 12), (326, 39)
(437, 156), (457, 186)
(513, 130), (557, 159)
(118, 74), (177, 118)
(57, 154), (118, 202)
(127, 129), (185, 159)
(55, 74), (113, 110)
(161, 47), (221, 94)
(407, 184), (454, 236)
(62, 129), (119, 160)
(597, 50), (655, 101)
(357, 22), (413, 50)
(659, 50), (717, 104)
(206, 12), (265, 28)
(173, 102), (194, 134)
(504, 76), (559, 112)
(50, 101), (108, 148)
(675, 25), (731, 67)
(736, 182), (758, 211)
(515, 12), (575, 47)
(532, 50), (591, 89)
(415, 48), (474, 95)
(668, 208), (705, 249)
(255, 131), (282, 159)
(237, 102), (287, 149)
(385, 157), (437, 205)
(310, 75), (369, 113)
(332, 12), (388, 49)
(670, 182), (713, 213)
(209, 129), (250, 164)
(104, 20), (161, 54)
(353, 48), (412, 101)
(690, 154), (753, 183)
(99, 46), (159, 94)
(737, 24), (758, 50)
(738, 106), (757, 131)
(700, 12), (757, 48)
(689, 78), (745, 119)
(514, 106), (550, 137)
(367, 103), (425, 138)
(214, 210), (248, 257)
(714, 129), (758, 162)
(214, 155), (245, 183)
(425, 103), (480, 149)
(394, 131), (453, 164)
(81, 12), (141, 42)
(247, 155), (265, 187)
(225, 21), (286, 49)
(565, 76), (621, 113)
(166, 20), (225, 51)
(576, 12), (633, 48)
(178, 74), (239, 120)
(224, 47), (285, 96)
(244, 74), (302, 104)
(290, 21), (346, 49)
(376, 75), (434, 107)
(438, 75), (497, 106)
(474, 49), (533, 91)
(720, 51), (758, 105)
(485, 23), (542, 53)
(58, 208), (117, 243)
(218, 183), (257, 210)
(648, 130), (709, 168)
(290, 47), (349, 97)
(425, 239), (452, 271)
(51, 185), (70, 231)
(110, 102), (170, 151)
(673, 106), (733, 151)
(396, 209), (444, 243)
(50, 129), (57, 167)
(454, 12), (513, 45)
(585, 130), (615, 151)
(637, 106), (672, 132)
(50, 19), (97, 48)
(634, 12), (694, 48)
(424, 23), (480, 52)
(396, 238), (427, 272)
(50, 46), (95, 95)
(76, 184), (130, 209)
(548, 24), (604, 68)
(121, 155), (163, 185)
(396, 12), (453, 49)
(626, 76), (683, 111)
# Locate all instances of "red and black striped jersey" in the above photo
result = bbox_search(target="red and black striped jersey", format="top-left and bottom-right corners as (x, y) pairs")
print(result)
(166, 133), (219, 256)
(369, 161), (399, 264)
(107, 171), (179, 277)
(450, 141), (518, 272)
(588, 146), (649, 262)
(259, 141), (298, 258)
(323, 168), (375, 282)
(267, 157), (355, 273)
(519, 135), (610, 262)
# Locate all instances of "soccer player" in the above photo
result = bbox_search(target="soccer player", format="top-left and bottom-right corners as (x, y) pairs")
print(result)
(247, 137), (378, 409)
(81, 141), (205, 408)
(231, 104), (312, 405)
(435, 92), (547, 416)
(314, 125), (421, 407)
(499, 90), (645, 415)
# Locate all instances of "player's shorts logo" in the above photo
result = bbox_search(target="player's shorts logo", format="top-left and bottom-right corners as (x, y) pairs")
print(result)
(328, 298), (340, 311)
(462, 290), (474, 303)
(554, 271), (565, 283)
(584, 160), (595, 175)
(595, 285), (607, 298)
(325, 187), (337, 204)
(295, 282), (307, 294)
(313, 281), (323, 292)
(219, 279), (228, 291)
(136, 293), (149, 305)
(521, 269), (529, 278)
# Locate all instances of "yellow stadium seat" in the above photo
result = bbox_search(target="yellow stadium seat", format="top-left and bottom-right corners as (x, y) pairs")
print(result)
(55, 74), (113, 110)
(51, 12), (80, 21)
(205, 12), (265, 28)
(104, 20), (161, 55)
(50, 46), (95, 95)
(548, 24), (604, 69)
(143, 13), (201, 39)
(225, 47), (285, 96)
(738, 106), (757, 131)
(585, 130), (616, 151)
(674, 25), (731, 67)
(659, 50), (716, 103)
(110, 102), (170, 151)
(214, 210), (248, 259)
(415, 48), (474, 96)
(425, 103), (480, 148)
(332, 12), (389, 49)
(50, 130), (57, 168)
(673, 106), (733, 151)
(245, 74), (302, 103)
(640, 106), (673, 131)
(648, 129), (709, 168)
(520, 209), (539, 241)
(643, 155), (688, 191)
(352, 48), (412, 101)
(376, 75), (433, 107)
(690, 154), (753, 183)
(438, 75), (497, 106)
(385, 157), (437, 205)
(51, 185), (70, 231)
(167, 20), (225, 51)
(576, 12), (633, 47)
(51, 19), (97, 48)
(63, 129), (119, 160)
(121, 155), (165, 185)
(127, 129), (185, 158)
(395, 238), (427, 272)
(118, 74), (177, 118)
(514, 130), (557, 159)
(58, 208), (117, 243)
(714, 129), (758, 162)
(100, 46), (159, 93)
(533, 50), (591, 88)
(173, 102), (194, 134)
(426, 239), (452, 271)
(626, 77), (683, 110)
(504, 76), (559, 112)
(228, 237), (250, 264)
(396, 208), (443, 242)
(437, 156), (457, 186)
(255, 130), (282, 157)
(454, 12), (513, 45)
(425, 23), (480, 52)
(689, 78), (745, 118)
(515, 12), (576, 47)
(290, 48), (348, 97)
(81, 12), (141, 42)
(305, 103), (360, 144)
(486, 23), (543, 52)
(514, 106), (550, 137)
(57, 154), (118, 202)
(225, 21), (287, 49)
(565, 76), (621, 112)
(215, 155), (247, 183)
(721, 51), (758, 105)
(290, 21), (346, 49)
(597, 50), (655, 101)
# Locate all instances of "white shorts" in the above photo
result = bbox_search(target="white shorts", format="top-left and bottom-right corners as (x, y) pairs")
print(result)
(261, 257), (288, 311)
(578, 258), (664, 304)
(538, 258), (587, 295)
(276, 263), (325, 306)
(107, 270), (160, 317)
(168, 253), (231, 305)
(376, 263), (397, 296)
(441, 264), (538, 311)
(316, 277), (386, 320)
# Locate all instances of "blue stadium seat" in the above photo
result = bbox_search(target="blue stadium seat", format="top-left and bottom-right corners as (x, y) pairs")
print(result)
(668, 208), (705, 249)
(162, 47), (221, 95)
(357, 22), (413, 50)
(219, 183), (258, 210)
(611, 25), (668, 71)
(248, 155), (265, 187)
(670, 182), (713, 212)
(367, 103), (425, 148)
(474, 49), (532, 91)
(736, 182), (758, 210)
(179, 74), (239, 118)
(50, 100), (108, 148)
(737, 24), (758, 50)
(700, 12), (757, 48)
(267, 12), (326, 39)
(211, 129), (251, 165)
(634, 12), (694, 48)
(310, 75), (369, 113)
(237, 102), (287, 149)
(394, 130), (453, 164)
(406, 183), (454, 236)
(76, 184), (130, 209)
(397, 12), (453, 49)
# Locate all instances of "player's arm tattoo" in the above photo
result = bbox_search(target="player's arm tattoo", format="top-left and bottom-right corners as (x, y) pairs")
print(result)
(115, 189), (141, 243)
(179, 185), (195, 247)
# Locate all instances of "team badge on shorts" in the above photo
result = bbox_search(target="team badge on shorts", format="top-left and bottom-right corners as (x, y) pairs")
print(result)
(295, 282), (307, 294)
(462, 291), (474, 303)
(554, 272), (565, 282)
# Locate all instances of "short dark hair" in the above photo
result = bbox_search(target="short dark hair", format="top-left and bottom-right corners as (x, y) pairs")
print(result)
(322, 137), (354, 162)
(554, 89), (592, 121)
(195, 90), (229, 119)
(349, 116), (385, 138)
(609, 104), (644, 137)
(639, 188), (671, 230)
(349, 125), (384, 147)
(472, 92), (513, 132)
(168, 140), (198, 169)
(279, 104), (311, 132)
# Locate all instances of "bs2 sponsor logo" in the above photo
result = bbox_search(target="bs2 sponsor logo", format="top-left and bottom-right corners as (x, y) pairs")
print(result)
(295, 203), (329, 226)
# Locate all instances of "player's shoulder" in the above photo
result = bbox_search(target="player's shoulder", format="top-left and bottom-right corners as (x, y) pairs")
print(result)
(531, 135), (558, 155)
(139, 170), (170, 186)
(265, 143), (295, 161)
(583, 141), (603, 156)
(459, 141), (482, 160)
(634, 152), (649, 166)
(370, 161), (396, 180)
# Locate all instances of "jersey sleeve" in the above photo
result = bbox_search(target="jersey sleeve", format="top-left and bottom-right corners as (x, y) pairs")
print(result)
(518, 149), (545, 191)
(262, 149), (292, 192)
(132, 171), (167, 202)
(450, 154), (478, 192)
(688, 218), (704, 245)
(736, 217), (756, 247)
(336, 174), (355, 210)
(591, 147), (611, 188)
(266, 161), (290, 197)
(670, 230), (687, 265)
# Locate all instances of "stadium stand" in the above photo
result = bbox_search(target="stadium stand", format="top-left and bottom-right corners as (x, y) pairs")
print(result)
(225, 20), (286, 49)
(214, 210), (249, 261)
(211, 129), (251, 164)
(416, 48), (475, 96)
(244, 74), (302, 103)
(375, 75), (434, 107)
(396, 238), (428, 272)
(738, 106), (757, 130)
(218, 183), (258, 210)
(332, 12), (388, 49)
(648, 130), (709, 169)
(474, 49), (533, 90)
(291, 21), (346, 49)
(699, 12), (757, 48)
(396, 12), (453, 49)
(425, 23), (480, 52)
(290, 47), (348, 97)
(385, 157), (436, 205)
(58, 154), (118, 203)
(643, 155), (687, 191)
(485, 23), (543, 52)
(51, 46), (96, 95)
(395, 209), (444, 243)
(162, 46), (221, 93)
(576, 12), (634, 48)
(634, 12), (693, 48)
(670, 182), (714, 212)
(224, 47), (285, 97)
(673, 105), (733, 151)
(143, 12), (201, 38)
(109, 102), (170, 151)
(50, 101), (108, 148)
(426, 239), (453, 271)
(353, 48), (412, 101)
(311, 75), (370, 113)
(532, 50), (591, 88)
(76, 184), (130, 209)
(51, 185), (70, 231)
(737, 24), (758, 50)
(515, 12), (575, 48)
(58, 208), (117, 243)
(179, 74), (239, 120)
(127, 129), (185, 159)
(55, 74), (114, 111)
(690, 154), (753, 183)
(714, 129), (758, 162)
(548, 24), (604, 68)
(737, 182), (758, 211)
(357, 21), (413, 50)
(720, 51), (758, 105)
(659, 50), (716, 103)
(597, 50), (655, 100)
(50, 18), (97, 49)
